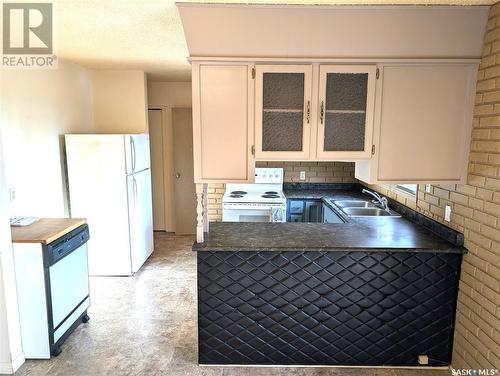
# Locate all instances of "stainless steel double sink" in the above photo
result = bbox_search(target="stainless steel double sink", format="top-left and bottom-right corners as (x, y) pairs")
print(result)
(334, 200), (401, 218)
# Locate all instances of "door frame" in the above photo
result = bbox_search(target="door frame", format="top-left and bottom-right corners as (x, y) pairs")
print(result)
(148, 108), (168, 232)
(148, 106), (193, 234)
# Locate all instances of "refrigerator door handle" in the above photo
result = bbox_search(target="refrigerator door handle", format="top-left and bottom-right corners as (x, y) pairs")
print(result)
(130, 137), (136, 173)
(132, 176), (138, 207)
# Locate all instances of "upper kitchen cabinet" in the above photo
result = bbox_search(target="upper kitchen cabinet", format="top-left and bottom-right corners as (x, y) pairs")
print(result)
(317, 65), (376, 159)
(254, 65), (312, 160)
(192, 62), (254, 183)
(355, 63), (477, 184)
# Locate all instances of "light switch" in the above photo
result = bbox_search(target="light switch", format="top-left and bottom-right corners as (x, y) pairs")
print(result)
(445, 205), (451, 222)
(299, 171), (306, 181)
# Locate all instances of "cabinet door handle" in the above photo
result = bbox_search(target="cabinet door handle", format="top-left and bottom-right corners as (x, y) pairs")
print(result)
(306, 100), (310, 124)
(320, 101), (324, 124)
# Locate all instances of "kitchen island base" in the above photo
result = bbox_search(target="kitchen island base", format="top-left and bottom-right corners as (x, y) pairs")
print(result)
(198, 250), (462, 367)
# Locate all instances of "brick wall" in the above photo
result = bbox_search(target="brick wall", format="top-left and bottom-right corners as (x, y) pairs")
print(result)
(364, 4), (500, 369)
(207, 161), (355, 221)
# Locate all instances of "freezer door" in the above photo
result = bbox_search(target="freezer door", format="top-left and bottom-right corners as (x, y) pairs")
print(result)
(124, 134), (151, 174)
(127, 169), (154, 273)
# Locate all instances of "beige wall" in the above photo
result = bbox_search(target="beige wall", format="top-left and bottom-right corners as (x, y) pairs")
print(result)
(1, 60), (94, 217)
(208, 161), (356, 221)
(365, 5), (500, 369)
(148, 81), (191, 108)
(0, 60), (96, 372)
(147, 82), (192, 232)
(92, 70), (148, 133)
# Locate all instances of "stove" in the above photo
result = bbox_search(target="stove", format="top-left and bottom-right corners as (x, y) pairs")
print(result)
(222, 168), (286, 222)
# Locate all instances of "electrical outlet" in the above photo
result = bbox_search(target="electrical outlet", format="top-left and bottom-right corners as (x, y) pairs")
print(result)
(299, 171), (306, 181)
(9, 188), (16, 202)
(418, 355), (429, 365)
(425, 184), (431, 193)
(445, 205), (452, 222)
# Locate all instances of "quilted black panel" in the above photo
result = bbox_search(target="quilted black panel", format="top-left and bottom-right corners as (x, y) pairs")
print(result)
(197, 251), (461, 366)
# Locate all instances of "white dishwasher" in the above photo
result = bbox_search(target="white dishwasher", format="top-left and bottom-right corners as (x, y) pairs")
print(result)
(13, 223), (91, 358)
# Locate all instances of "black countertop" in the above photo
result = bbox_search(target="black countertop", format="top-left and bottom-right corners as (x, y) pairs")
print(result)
(193, 189), (466, 254)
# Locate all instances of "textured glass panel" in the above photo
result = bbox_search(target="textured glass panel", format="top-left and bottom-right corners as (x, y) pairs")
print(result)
(263, 73), (305, 109)
(262, 112), (303, 151)
(326, 73), (368, 111)
(324, 113), (365, 151)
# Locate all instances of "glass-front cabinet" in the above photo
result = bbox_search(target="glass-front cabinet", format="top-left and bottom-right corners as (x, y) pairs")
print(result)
(255, 65), (312, 159)
(316, 65), (377, 159)
(255, 64), (376, 161)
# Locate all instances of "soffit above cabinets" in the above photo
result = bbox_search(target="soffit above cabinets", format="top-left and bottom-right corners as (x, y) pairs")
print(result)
(177, 4), (489, 59)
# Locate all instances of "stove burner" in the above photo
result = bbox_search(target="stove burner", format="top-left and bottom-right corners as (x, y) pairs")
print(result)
(265, 191), (278, 194)
(231, 191), (247, 195)
(262, 194), (280, 198)
(230, 194), (244, 198)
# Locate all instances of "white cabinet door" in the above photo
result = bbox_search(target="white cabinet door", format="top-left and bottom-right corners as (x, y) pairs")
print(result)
(356, 63), (477, 184)
(316, 65), (376, 160)
(192, 63), (254, 183)
(127, 169), (154, 273)
(255, 65), (313, 160)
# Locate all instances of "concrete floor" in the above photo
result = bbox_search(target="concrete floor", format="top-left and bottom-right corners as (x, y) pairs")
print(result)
(13, 233), (452, 376)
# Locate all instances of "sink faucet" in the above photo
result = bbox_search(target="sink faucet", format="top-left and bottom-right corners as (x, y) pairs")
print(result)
(362, 189), (389, 211)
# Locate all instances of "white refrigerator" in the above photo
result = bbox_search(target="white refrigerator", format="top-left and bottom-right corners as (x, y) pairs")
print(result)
(65, 134), (154, 276)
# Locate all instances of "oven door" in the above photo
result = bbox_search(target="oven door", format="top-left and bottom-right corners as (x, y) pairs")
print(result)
(223, 207), (272, 222)
(223, 204), (286, 223)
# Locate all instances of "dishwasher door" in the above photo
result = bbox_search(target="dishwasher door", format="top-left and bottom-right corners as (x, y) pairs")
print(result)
(49, 243), (89, 329)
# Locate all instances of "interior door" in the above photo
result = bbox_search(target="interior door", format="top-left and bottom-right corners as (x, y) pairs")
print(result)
(127, 169), (154, 273)
(255, 65), (312, 160)
(148, 109), (166, 231)
(172, 108), (197, 235)
(316, 65), (376, 159)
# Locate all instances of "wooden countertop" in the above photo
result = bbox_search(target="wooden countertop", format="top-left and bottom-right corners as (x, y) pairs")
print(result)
(11, 218), (87, 245)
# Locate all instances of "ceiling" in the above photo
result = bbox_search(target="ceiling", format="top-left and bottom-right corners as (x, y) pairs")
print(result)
(54, 0), (494, 82)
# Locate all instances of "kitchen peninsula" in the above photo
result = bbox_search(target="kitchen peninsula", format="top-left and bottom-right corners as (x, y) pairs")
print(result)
(193, 189), (465, 367)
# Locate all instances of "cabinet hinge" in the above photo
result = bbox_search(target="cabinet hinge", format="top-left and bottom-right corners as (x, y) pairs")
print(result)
(376, 68), (380, 79)
(371, 145), (376, 155)
(251, 145), (255, 155)
(251, 67), (256, 79)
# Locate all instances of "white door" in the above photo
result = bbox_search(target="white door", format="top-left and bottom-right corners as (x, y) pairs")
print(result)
(125, 134), (151, 174)
(172, 108), (197, 234)
(148, 110), (166, 231)
(127, 169), (154, 273)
